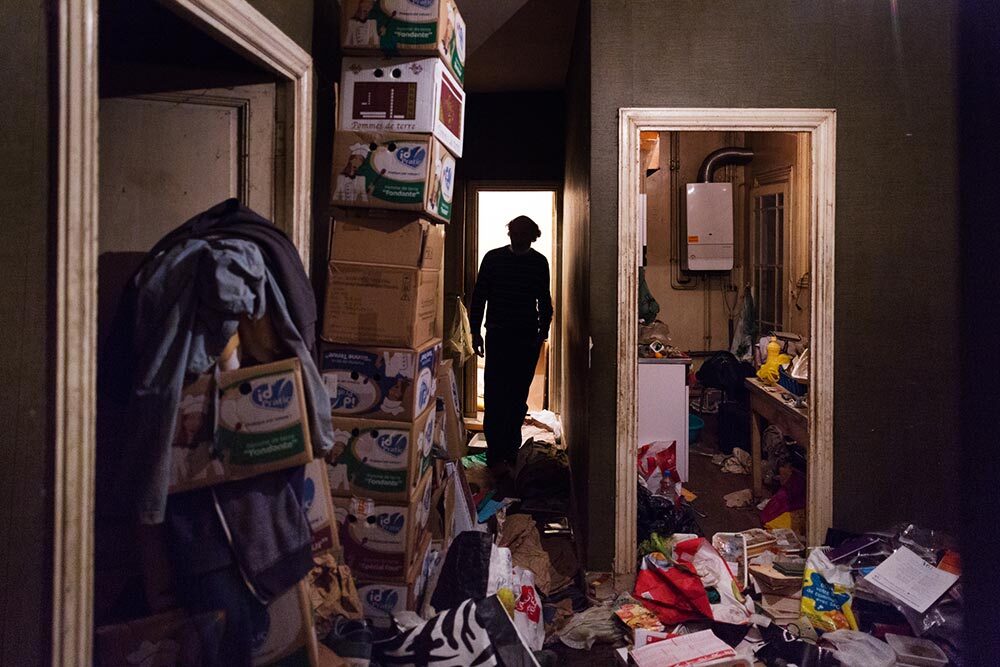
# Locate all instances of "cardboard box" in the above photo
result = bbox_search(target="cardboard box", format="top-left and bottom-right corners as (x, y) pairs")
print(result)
(322, 262), (440, 348)
(339, 56), (465, 157)
(253, 580), (319, 667)
(169, 359), (313, 494)
(328, 404), (436, 501)
(329, 211), (445, 270)
(330, 130), (455, 222)
(304, 459), (340, 556)
(355, 533), (434, 628)
(434, 359), (467, 459)
(95, 609), (227, 667)
(320, 338), (442, 423)
(340, 0), (466, 84)
(333, 468), (433, 581)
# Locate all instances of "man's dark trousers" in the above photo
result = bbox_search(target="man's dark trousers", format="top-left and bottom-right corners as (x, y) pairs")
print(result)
(483, 328), (540, 468)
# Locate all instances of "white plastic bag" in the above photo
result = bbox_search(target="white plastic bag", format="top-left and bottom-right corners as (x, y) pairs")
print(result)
(487, 545), (515, 613)
(512, 567), (544, 651)
(820, 630), (895, 667)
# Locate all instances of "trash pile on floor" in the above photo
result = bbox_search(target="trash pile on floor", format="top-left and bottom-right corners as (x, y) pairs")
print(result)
(309, 408), (592, 665)
(614, 494), (962, 666)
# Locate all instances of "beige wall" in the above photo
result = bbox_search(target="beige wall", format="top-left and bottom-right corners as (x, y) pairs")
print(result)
(644, 131), (737, 353)
(642, 131), (807, 356)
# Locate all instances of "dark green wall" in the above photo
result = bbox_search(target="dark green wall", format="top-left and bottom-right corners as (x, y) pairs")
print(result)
(562, 0), (593, 567)
(0, 0), (52, 664)
(584, 0), (960, 568)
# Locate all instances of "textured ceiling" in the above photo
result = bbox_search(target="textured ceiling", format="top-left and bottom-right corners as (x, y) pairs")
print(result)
(456, 0), (580, 92)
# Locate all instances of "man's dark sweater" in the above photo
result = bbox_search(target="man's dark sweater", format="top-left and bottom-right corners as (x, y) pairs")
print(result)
(469, 246), (553, 337)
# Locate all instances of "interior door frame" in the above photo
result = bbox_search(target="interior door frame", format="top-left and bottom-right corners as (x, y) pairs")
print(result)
(463, 181), (564, 418)
(54, 1), (313, 663)
(615, 108), (836, 580)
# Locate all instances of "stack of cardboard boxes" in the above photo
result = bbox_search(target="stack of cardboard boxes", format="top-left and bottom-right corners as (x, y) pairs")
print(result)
(95, 353), (338, 667)
(324, 0), (467, 628)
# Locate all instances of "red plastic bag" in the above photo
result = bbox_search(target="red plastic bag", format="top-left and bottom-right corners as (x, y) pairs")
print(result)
(637, 441), (682, 503)
(633, 537), (754, 627)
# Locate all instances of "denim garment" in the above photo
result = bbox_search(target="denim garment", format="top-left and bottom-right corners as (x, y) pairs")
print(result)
(124, 238), (332, 524)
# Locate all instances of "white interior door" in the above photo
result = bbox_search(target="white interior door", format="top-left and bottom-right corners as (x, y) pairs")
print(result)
(99, 83), (276, 253)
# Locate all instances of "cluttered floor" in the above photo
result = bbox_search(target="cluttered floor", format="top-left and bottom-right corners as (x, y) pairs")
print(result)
(319, 402), (963, 667)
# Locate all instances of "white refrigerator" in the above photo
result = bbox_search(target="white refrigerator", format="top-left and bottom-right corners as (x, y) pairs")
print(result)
(637, 357), (691, 483)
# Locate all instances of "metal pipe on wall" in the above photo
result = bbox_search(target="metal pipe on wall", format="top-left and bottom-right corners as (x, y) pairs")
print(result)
(669, 132), (698, 290)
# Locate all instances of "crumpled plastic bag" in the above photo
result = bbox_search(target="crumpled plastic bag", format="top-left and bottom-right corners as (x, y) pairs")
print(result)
(444, 297), (475, 366)
(638, 441), (683, 501)
(488, 545), (516, 614)
(556, 599), (623, 650)
(820, 630), (895, 667)
(633, 536), (753, 626)
(801, 548), (857, 632)
(512, 567), (545, 652)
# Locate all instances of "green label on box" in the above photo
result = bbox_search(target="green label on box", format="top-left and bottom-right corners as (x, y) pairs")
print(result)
(437, 193), (452, 220)
(386, 20), (437, 45)
(359, 161), (425, 204)
(220, 424), (307, 465)
(450, 39), (464, 82)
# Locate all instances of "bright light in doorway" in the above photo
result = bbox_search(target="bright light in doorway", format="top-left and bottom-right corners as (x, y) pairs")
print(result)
(476, 191), (556, 294)
(475, 189), (557, 412)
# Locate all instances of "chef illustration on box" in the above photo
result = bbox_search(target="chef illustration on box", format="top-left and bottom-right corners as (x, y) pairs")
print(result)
(334, 143), (372, 203)
(345, 0), (383, 48)
(377, 351), (413, 416)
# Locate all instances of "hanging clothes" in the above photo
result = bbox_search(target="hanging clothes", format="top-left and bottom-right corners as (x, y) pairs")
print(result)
(730, 287), (758, 362)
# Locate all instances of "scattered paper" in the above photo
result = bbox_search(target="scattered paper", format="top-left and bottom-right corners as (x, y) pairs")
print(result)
(724, 489), (754, 508)
(629, 629), (736, 667)
(864, 547), (959, 613)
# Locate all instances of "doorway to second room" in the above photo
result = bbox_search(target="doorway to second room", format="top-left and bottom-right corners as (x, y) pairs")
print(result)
(466, 186), (560, 423)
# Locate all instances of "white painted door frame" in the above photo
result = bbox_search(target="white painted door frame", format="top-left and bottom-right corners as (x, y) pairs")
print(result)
(615, 108), (836, 579)
(53, 1), (313, 664)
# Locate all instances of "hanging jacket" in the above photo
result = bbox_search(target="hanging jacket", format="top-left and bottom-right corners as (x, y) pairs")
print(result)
(102, 199), (318, 408)
(117, 237), (332, 524)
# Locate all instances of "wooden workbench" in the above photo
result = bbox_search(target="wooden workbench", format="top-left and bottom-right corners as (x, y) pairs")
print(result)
(744, 377), (809, 497)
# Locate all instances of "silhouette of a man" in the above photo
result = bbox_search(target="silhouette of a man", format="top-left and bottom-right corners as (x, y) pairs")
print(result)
(469, 215), (553, 478)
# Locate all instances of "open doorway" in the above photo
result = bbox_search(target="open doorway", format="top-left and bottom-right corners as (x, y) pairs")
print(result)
(636, 129), (813, 539)
(614, 108), (836, 581)
(52, 0), (313, 660)
(463, 184), (561, 421)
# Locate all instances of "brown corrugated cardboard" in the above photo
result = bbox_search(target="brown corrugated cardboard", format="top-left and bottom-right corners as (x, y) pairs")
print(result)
(95, 609), (227, 667)
(320, 339), (442, 423)
(355, 533), (434, 628)
(340, 0), (466, 84)
(327, 404), (436, 501)
(339, 57), (464, 157)
(322, 262), (440, 348)
(332, 468), (433, 582)
(253, 580), (319, 667)
(330, 130), (455, 222)
(169, 359), (314, 494)
(304, 460), (340, 556)
(434, 359), (467, 459)
(329, 211), (446, 270)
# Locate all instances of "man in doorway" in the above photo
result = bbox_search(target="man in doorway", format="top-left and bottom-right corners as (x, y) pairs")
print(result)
(470, 215), (553, 480)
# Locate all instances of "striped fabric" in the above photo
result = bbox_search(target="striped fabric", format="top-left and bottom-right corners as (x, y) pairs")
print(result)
(469, 247), (552, 337)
